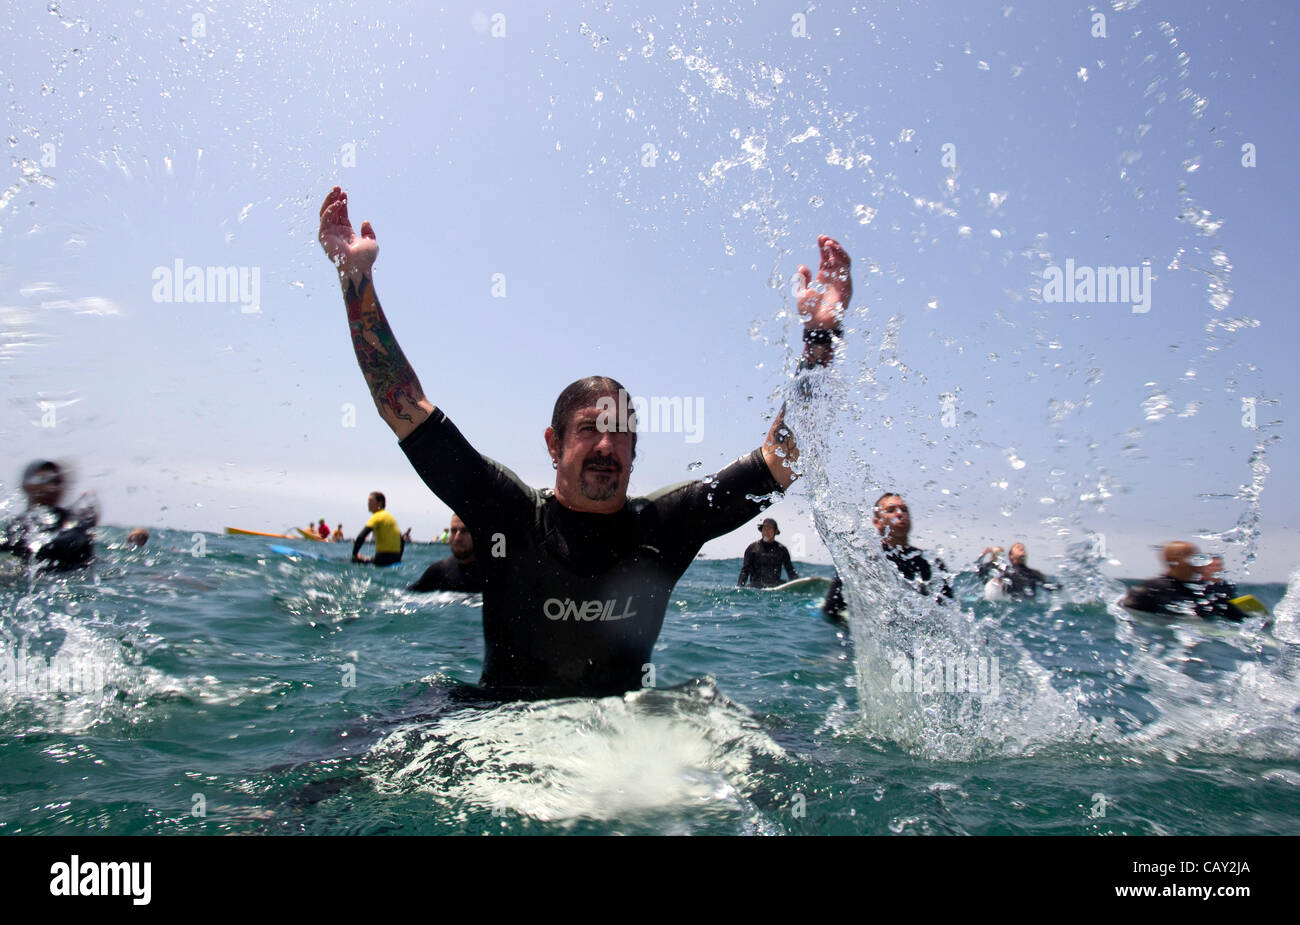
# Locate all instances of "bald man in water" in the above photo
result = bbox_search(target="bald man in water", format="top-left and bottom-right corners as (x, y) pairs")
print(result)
(1121, 541), (1246, 621)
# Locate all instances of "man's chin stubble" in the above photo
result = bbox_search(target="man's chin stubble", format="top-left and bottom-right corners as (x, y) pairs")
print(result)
(579, 475), (620, 502)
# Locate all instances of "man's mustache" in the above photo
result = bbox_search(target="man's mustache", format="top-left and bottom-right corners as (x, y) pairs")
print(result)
(582, 454), (622, 473)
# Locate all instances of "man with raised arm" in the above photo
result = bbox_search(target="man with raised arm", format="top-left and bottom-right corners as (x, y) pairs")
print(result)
(318, 186), (849, 699)
(977, 542), (1058, 601)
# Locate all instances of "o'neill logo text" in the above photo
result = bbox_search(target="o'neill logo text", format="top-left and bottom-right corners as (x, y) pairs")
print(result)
(1042, 259), (1151, 313)
(50, 855), (151, 905)
(543, 597), (638, 621)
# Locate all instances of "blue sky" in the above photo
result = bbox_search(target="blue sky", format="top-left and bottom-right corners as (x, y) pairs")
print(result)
(3, 0), (1297, 579)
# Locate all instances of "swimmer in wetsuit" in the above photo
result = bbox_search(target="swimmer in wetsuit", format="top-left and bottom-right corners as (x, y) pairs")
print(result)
(0, 460), (97, 572)
(977, 542), (1058, 600)
(823, 492), (952, 623)
(352, 491), (404, 566)
(409, 514), (483, 592)
(737, 517), (798, 588)
(318, 185), (849, 698)
(1122, 541), (1247, 622)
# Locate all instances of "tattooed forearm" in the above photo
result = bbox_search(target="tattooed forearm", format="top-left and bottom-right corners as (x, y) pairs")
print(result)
(344, 275), (431, 434)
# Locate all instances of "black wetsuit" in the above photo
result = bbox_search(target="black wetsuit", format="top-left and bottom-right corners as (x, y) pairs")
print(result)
(1123, 577), (1247, 622)
(408, 555), (484, 593)
(0, 506), (95, 572)
(823, 543), (952, 622)
(737, 540), (797, 588)
(978, 560), (1057, 600)
(399, 408), (781, 699)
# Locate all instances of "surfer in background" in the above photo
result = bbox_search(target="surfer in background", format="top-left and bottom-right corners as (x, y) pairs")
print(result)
(1199, 555), (1236, 599)
(318, 184), (848, 698)
(351, 491), (404, 566)
(737, 517), (798, 588)
(823, 492), (953, 622)
(1121, 541), (1246, 621)
(1, 460), (97, 572)
(331, 523), (344, 542)
(126, 527), (150, 548)
(977, 542), (1057, 600)
(409, 515), (483, 592)
(317, 518), (331, 540)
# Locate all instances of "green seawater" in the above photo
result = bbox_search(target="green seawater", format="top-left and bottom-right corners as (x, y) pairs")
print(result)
(1, 527), (1297, 835)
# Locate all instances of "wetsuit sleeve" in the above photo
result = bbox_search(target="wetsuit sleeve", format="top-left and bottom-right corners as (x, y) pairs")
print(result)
(738, 545), (754, 586)
(934, 556), (954, 600)
(1202, 582), (1247, 622)
(408, 558), (445, 592)
(646, 449), (783, 557)
(1216, 600), (1248, 622)
(977, 560), (993, 582)
(1121, 583), (1153, 610)
(783, 547), (797, 580)
(352, 527), (371, 559)
(823, 574), (846, 622)
(398, 408), (537, 531)
(33, 526), (95, 569)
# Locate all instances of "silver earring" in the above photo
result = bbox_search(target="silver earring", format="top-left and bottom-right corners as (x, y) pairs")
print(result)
(552, 460), (558, 469)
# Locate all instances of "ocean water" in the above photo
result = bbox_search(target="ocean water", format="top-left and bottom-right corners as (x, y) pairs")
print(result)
(1, 527), (1297, 836)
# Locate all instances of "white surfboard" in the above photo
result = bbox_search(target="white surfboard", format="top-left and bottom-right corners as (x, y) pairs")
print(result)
(766, 576), (832, 593)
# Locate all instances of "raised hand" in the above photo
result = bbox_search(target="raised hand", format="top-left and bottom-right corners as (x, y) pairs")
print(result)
(318, 187), (432, 438)
(795, 235), (852, 331)
(319, 186), (378, 284)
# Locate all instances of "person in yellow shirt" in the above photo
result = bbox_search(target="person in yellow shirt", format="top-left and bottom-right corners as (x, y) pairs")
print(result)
(352, 491), (404, 566)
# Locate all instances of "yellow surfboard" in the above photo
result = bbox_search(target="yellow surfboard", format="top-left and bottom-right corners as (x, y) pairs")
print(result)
(226, 527), (298, 539)
(1230, 594), (1270, 617)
